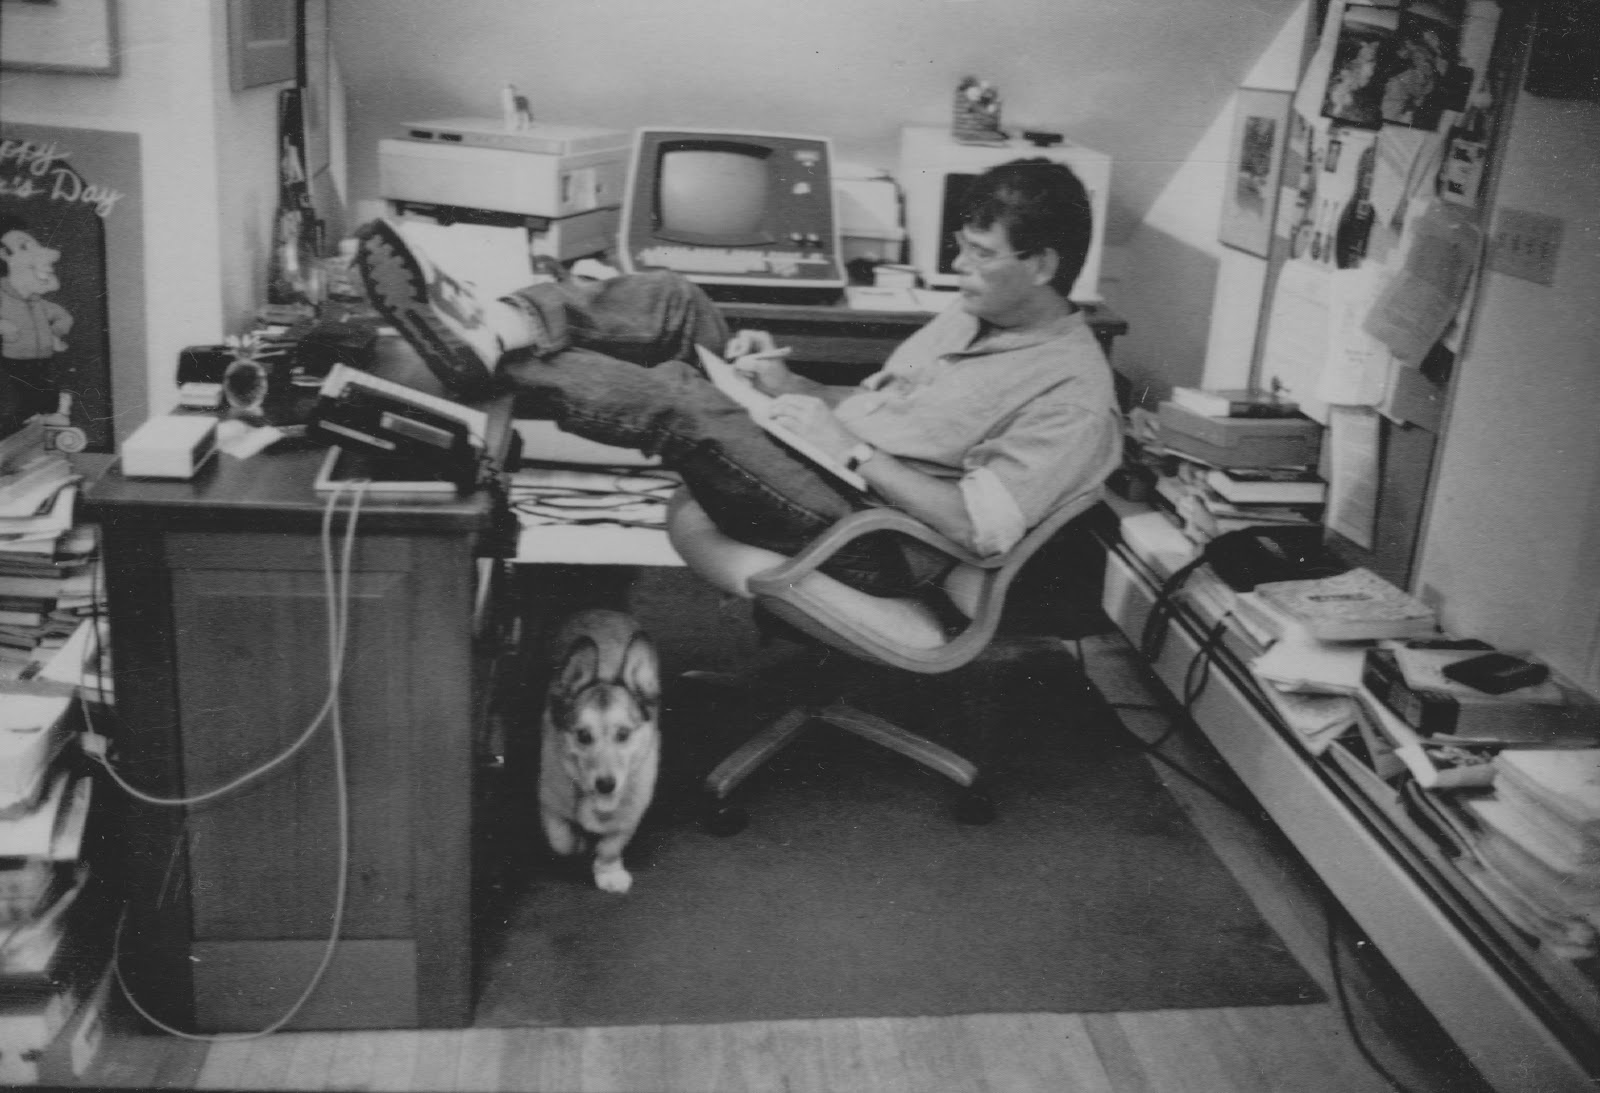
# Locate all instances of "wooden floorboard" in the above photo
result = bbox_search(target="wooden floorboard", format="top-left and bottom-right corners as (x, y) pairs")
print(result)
(69, 635), (1483, 1093)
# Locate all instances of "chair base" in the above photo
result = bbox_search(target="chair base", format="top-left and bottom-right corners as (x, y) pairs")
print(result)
(693, 633), (1084, 835)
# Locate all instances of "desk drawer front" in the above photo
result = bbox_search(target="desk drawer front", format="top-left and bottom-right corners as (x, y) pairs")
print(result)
(165, 531), (412, 572)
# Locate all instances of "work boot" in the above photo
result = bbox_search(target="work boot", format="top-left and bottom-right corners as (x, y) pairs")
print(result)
(354, 218), (514, 401)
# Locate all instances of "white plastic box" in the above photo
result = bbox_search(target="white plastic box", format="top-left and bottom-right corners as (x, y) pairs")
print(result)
(120, 414), (217, 479)
(897, 126), (1111, 302)
(379, 139), (629, 220)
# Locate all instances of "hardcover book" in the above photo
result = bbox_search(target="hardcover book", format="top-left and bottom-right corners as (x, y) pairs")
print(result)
(1169, 386), (1301, 419)
(1205, 468), (1328, 505)
(1362, 648), (1600, 747)
(1253, 567), (1437, 641)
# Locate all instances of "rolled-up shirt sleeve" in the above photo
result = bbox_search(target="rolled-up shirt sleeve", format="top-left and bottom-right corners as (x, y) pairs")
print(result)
(958, 398), (1122, 556)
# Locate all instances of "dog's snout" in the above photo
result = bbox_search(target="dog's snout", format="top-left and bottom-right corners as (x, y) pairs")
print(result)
(594, 775), (617, 796)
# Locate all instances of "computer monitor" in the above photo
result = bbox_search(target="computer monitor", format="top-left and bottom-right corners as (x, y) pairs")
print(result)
(897, 126), (1111, 302)
(618, 128), (847, 298)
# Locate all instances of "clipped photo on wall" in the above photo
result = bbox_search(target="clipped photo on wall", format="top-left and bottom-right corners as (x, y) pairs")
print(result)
(1380, 5), (1464, 129)
(1322, 5), (1401, 128)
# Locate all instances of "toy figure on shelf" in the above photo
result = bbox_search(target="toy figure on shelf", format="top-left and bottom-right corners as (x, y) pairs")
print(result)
(501, 83), (535, 132)
(952, 76), (1006, 144)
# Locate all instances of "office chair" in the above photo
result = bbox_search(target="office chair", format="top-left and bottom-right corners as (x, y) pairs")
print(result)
(666, 490), (1113, 834)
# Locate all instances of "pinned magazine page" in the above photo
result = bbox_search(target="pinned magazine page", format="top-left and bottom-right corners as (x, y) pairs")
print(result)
(695, 346), (867, 492)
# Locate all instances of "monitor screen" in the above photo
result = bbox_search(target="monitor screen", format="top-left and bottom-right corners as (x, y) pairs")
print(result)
(657, 142), (771, 243)
(619, 127), (846, 294)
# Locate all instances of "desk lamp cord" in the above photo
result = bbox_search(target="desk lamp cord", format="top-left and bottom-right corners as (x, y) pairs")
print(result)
(90, 480), (367, 1042)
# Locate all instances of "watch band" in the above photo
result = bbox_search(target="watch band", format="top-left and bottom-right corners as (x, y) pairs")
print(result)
(844, 442), (877, 473)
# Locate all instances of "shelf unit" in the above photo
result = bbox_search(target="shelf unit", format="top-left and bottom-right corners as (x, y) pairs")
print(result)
(1099, 505), (1597, 1093)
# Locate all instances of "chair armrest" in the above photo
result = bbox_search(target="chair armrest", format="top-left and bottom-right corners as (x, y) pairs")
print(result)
(747, 506), (997, 595)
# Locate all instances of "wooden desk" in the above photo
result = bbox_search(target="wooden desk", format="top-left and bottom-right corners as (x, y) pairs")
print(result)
(716, 299), (1127, 385)
(86, 402), (518, 1032)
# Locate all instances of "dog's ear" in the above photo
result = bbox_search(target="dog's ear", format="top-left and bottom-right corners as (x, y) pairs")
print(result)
(559, 635), (601, 698)
(620, 633), (659, 712)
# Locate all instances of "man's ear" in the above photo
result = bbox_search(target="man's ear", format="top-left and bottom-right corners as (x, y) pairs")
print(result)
(1031, 247), (1061, 289)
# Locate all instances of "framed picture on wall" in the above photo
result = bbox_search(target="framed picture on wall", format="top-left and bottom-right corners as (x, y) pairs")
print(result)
(228, 0), (300, 92)
(0, 0), (119, 75)
(1219, 87), (1292, 259)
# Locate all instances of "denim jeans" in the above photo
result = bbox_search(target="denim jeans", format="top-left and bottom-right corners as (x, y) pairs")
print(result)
(497, 272), (930, 596)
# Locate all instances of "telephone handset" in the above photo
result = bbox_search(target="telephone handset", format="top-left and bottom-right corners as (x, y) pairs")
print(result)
(307, 364), (490, 491)
(1202, 524), (1348, 592)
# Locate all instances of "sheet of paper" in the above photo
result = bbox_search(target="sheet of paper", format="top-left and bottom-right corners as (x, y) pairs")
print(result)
(1325, 405), (1381, 549)
(1370, 127), (1430, 233)
(1293, 0), (1346, 122)
(395, 219), (535, 301)
(1260, 260), (1334, 424)
(1316, 267), (1393, 407)
(695, 346), (867, 491)
(1363, 200), (1482, 366)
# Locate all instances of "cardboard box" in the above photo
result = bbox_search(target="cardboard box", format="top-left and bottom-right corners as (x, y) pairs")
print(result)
(1157, 401), (1321, 468)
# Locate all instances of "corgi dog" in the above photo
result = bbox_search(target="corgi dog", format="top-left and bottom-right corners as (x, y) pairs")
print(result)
(539, 609), (661, 893)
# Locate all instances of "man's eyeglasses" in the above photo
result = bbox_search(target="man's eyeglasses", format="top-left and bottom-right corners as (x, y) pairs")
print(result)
(947, 232), (1037, 268)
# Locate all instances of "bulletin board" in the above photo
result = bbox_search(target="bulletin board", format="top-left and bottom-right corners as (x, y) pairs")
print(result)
(1, 123), (145, 451)
(1248, 0), (1523, 587)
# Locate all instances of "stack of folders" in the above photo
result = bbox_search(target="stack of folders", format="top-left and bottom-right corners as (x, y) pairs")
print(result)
(0, 696), (109, 1087)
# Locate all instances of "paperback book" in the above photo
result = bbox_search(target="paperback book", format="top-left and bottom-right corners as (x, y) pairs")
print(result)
(1253, 567), (1437, 641)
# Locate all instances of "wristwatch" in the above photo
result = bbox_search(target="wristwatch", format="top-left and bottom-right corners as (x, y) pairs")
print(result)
(844, 442), (877, 473)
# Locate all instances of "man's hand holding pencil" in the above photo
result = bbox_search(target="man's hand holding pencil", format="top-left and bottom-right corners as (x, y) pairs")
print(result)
(725, 329), (797, 396)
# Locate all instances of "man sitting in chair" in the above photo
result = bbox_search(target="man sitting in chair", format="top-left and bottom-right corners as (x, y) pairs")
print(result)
(355, 158), (1120, 597)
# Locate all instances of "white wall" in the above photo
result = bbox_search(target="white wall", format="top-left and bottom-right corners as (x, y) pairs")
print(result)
(1414, 88), (1600, 692)
(1104, 3), (1310, 404)
(2, 0), (286, 426)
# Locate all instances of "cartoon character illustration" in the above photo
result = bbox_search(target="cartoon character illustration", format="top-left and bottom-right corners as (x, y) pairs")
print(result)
(0, 215), (74, 424)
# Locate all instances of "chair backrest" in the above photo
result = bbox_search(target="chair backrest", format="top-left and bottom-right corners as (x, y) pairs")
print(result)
(667, 490), (1110, 675)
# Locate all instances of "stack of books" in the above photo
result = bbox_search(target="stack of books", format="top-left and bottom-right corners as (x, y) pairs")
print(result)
(0, 697), (109, 1087)
(1362, 645), (1600, 748)
(0, 423), (105, 692)
(1453, 750), (1600, 960)
(1127, 390), (1328, 544)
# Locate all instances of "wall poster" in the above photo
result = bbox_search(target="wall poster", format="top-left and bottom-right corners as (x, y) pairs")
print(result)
(0, 124), (145, 450)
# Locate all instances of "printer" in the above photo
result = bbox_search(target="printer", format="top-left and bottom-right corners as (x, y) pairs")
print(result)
(378, 118), (629, 262)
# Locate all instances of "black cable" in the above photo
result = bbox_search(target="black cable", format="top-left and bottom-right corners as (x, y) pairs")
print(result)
(1180, 612), (1233, 711)
(1326, 896), (1422, 1093)
(1138, 553), (1208, 662)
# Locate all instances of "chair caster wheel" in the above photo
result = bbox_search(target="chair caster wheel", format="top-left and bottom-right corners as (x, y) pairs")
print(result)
(702, 799), (749, 837)
(953, 784), (996, 825)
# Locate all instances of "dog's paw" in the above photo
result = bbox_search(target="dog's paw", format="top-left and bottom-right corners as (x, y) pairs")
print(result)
(594, 862), (633, 894)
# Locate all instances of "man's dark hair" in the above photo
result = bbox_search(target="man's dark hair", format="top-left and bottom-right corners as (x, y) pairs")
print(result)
(959, 158), (1093, 296)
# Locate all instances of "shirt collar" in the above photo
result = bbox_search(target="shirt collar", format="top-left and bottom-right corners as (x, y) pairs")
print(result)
(949, 306), (1087, 357)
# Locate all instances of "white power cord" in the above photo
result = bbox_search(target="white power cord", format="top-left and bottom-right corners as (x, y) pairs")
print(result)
(96, 479), (368, 1041)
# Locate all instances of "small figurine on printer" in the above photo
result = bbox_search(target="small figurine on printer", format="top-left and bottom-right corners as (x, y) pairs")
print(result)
(501, 83), (535, 132)
(952, 76), (1006, 144)
(0, 215), (74, 430)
